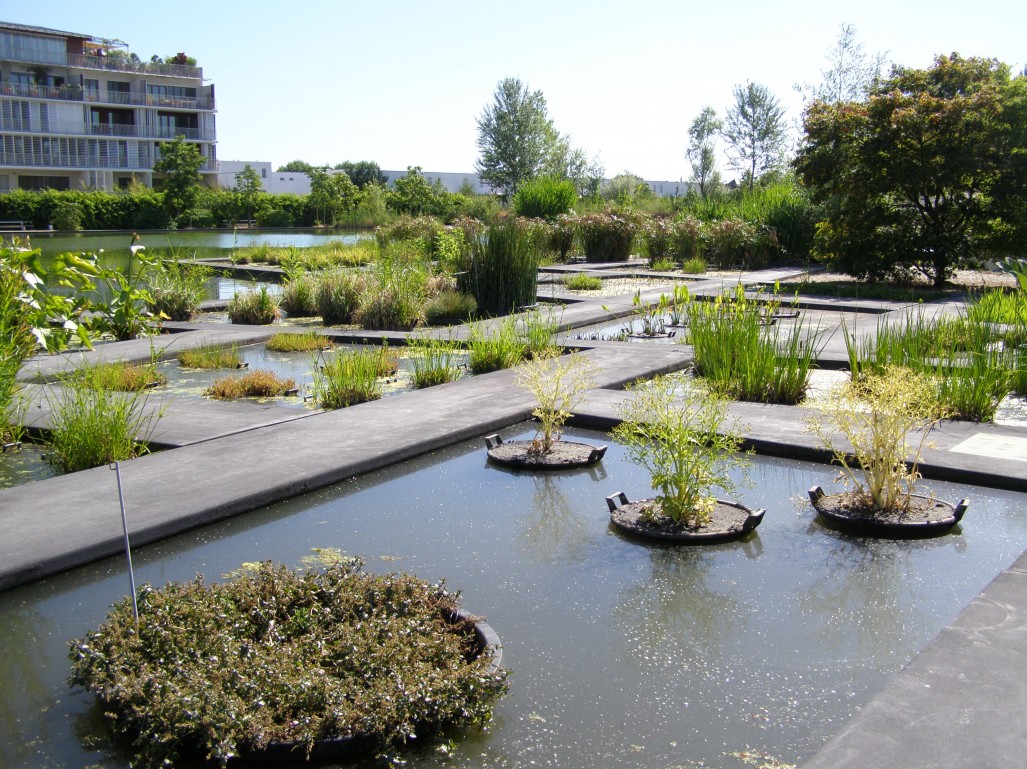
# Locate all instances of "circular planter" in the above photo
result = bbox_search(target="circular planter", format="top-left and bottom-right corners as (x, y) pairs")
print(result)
(485, 433), (607, 469)
(807, 485), (968, 537)
(241, 609), (502, 762)
(606, 492), (765, 543)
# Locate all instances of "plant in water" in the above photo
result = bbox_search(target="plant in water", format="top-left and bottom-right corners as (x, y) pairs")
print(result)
(406, 336), (463, 388)
(467, 317), (526, 374)
(265, 331), (332, 353)
(515, 349), (597, 455)
(680, 256), (707, 274)
(613, 376), (751, 527)
(206, 370), (296, 400)
(649, 257), (677, 272)
(90, 247), (163, 340)
(459, 218), (539, 316)
(423, 290), (477, 326)
(279, 269), (320, 317)
(228, 285), (280, 325)
(561, 273), (603, 291)
(806, 366), (942, 513)
(312, 347), (392, 408)
(316, 269), (365, 325)
(517, 304), (562, 357)
(146, 254), (210, 321)
(69, 558), (507, 768)
(177, 342), (242, 369)
(44, 363), (164, 472)
(79, 360), (166, 391)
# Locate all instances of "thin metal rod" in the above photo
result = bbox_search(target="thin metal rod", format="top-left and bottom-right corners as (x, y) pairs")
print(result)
(113, 461), (139, 626)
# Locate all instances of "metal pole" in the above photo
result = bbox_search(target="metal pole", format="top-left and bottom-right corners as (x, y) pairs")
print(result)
(113, 461), (139, 626)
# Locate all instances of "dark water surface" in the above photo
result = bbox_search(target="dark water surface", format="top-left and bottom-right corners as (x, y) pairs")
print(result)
(1, 424), (1024, 768)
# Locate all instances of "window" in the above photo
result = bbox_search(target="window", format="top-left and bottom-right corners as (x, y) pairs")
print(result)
(83, 79), (99, 101)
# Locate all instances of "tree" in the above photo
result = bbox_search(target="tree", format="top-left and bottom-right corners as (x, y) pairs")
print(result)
(796, 23), (887, 104)
(543, 136), (604, 197)
(723, 82), (789, 191)
(234, 164), (264, 222)
(475, 77), (557, 196)
(795, 54), (1027, 287)
(333, 161), (387, 189)
(276, 159), (314, 173)
(386, 166), (450, 217)
(686, 107), (723, 197)
(153, 136), (205, 218)
(307, 166), (358, 226)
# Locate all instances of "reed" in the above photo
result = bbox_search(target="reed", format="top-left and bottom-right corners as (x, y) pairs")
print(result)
(228, 285), (280, 325)
(406, 337), (463, 388)
(561, 273), (603, 291)
(467, 317), (526, 373)
(178, 342), (242, 369)
(312, 347), (390, 408)
(265, 332), (332, 353)
(206, 370), (296, 400)
(459, 218), (539, 316)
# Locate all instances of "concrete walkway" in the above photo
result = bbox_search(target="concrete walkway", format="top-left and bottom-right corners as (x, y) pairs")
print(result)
(2, 267), (1025, 769)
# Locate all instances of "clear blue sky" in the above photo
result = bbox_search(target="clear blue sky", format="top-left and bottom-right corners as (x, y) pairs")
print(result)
(7, 1), (1024, 181)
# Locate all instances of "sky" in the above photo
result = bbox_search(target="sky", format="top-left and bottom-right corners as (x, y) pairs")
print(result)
(7, 1), (1025, 182)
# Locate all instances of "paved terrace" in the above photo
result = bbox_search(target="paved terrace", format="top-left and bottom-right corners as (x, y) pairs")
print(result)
(2, 266), (1025, 769)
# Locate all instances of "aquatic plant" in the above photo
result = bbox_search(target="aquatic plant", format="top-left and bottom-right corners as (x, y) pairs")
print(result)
(228, 285), (280, 325)
(206, 370), (296, 400)
(178, 342), (242, 369)
(515, 349), (597, 455)
(265, 331), (332, 353)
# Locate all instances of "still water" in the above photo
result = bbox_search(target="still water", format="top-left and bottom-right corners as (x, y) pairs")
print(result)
(1, 424), (1024, 768)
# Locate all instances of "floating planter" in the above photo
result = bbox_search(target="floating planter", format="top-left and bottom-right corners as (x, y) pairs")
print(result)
(485, 433), (607, 469)
(808, 485), (968, 537)
(607, 492), (765, 543)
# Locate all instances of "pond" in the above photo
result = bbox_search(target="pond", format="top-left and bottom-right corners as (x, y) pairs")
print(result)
(1, 424), (1025, 768)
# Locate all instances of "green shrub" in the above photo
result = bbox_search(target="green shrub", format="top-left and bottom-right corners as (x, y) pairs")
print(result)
(549, 215), (576, 261)
(316, 270), (365, 325)
(562, 273), (603, 291)
(255, 208), (294, 227)
(178, 207), (217, 228)
(681, 257), (707, 274)
(577, 211), (639, 263)
(312, 347), (391, 408)
(49, 199), (83, 231)
(178, 342), (241, 369)
(69, 559), (506, 767)
(459, 218), (539, 316)
(671, 216), (706, 262)
(228, 285), (280, 325)
(424, 290), (477, 325)
(642, 218), (674, 265)
(280, 271), (320, 317)
(513, 176), (578, 220)
(353, 283), (424, 330)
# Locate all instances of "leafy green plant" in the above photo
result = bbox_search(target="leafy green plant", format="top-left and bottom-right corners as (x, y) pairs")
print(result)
(265, 331), (332, 353)
(513, 176), (578, 220)
(423, 290), (477, 325)
(467, 317), (526, 373)
(613, 376), (751, 527)
(806, 366), (942, 513)
(177, 342), (242, 369)
(642, 218), (675, 265)
(44, 364), (164, 472)
(90, 247), (163, 340)
(517, 304), (562, 357)
(279, 270), (320, 317)
(146, 255), (210, 321)
(561, 273), (603, 291)
(406, 336), (463, 388)
(312, 347), (392, 408)
(206, 370), (296, 399)
(577, 211), (640, 263)
(680, 256), (707, 274)
(515, 349), (597, 454)
(316, 269), (365, 325)
(69, 559), (507, 767)
(228, 285), (280, 325)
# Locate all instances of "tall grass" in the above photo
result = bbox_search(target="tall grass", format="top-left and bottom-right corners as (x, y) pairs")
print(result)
(467, 317), (526, 373)
(45, 364), (163, 472)
(146, 257), (210, 321)
(280, 271), (320, 317)
(577, 211), (639, 263)
(228, 285), (280, 325)
(517, 305), (562, 357)
(81, 360), (166, 391)
(312, 347), (390, 408)
(406, 337), (463, 388)
(206, 370), (296, 400)
(178, 342), (242, 369)
(316, 270), (365, 325)
(460, 218), (539, 316)
(687, 288), (821, 404)
(513, 176), (577, 220)
(265, 332), (332, 353)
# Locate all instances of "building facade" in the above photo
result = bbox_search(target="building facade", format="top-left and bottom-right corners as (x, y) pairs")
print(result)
(0, 21), (216, 192)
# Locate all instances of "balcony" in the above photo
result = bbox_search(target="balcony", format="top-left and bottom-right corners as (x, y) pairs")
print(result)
(0, 120), (215, 141)
(0, 46), (202, 79)
(0, 82), (215, 110)
(0, 151), (213, 171)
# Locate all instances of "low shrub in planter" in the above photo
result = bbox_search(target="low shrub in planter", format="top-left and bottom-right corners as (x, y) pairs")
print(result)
(312, 347), (395, 408)
(206, 369), (295, 399)
(147, 258), (209, 321)
(459, 217), (539, 316)
(69, 559), (507, 767)
(228, 285), (280, 325)
(562, 273), (603, 291)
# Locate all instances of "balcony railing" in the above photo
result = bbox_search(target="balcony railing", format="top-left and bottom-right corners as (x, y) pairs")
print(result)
(0, 151), (213, 171)
(0, 120), (215, 141)
(0, 46), (202, 79)
(0, 82), (215, 110)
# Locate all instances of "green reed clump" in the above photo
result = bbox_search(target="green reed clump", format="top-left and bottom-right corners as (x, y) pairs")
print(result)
(424, 290), (477, 326)
(512, 176), (578, 220)
(459, 218), (539, 316)
(680, 257), (707, 274)
(577, 211), (640, 263)
(312, 347), (391, 408)
(642, 218), (675, 265)
(406, 337), (464, 388)
(265, 332), (332, 353)
(562, 273), (603, 291)
(81, 360), (166, 391)
(845, 311), (1016, 422)
(967, 289), (1027, 326)
(687, 287), (820, 404)
(45, 364), (163, 472)
(316, 269), (366, 325)
(279, 271), (320, 317)
(178, 342), (242, 369)
(467, 317), (527, 374)
(517, 305), (561, 358)
(206, 370), (296, 400)
(146, 258), (209, 321)
(228, 285), (280, 325)
(69, 559), (507, 768)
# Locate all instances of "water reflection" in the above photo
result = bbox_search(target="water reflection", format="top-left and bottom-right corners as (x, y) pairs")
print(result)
(519, 471), (602, 565)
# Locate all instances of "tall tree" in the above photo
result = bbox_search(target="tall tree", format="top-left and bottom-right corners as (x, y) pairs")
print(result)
(276, 159), (314, 173)
(234, 164), (264, 222)
(475, 77), (557, 196)
(153, 136), (205, 218)
(797, 23), (888, 104)
(307, 166), (358, 226)
(795, 54), (1026, 287)
(723, 82), (789, 191)
(686, 107), (723, 197)
(333, 160), (388, 189)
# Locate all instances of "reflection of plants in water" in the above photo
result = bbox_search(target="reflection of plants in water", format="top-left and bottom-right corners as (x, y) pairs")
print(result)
(0, 606), (59, 767)
(612, 546), (746, 669)
(520, 474), (593, 564)
(795, 529), (966, 661)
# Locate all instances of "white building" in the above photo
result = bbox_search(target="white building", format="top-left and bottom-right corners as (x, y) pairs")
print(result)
(217, 160), (272, 190)
(0, 21), (217, 192)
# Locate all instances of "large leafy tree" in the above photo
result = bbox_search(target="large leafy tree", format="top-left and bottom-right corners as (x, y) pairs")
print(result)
(334, 160), (387, 189)
(686, 106), (723, 197)
(795, 54), (1027, 286)
(307, 166), (359, 226)
(723, 82), (789, 191)
(153, 136), (205, 218)
(234, 164), (264, 222)
(475, 77), (557, 196)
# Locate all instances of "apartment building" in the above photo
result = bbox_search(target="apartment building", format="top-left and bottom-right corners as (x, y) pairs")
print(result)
(0, 21), (216, 192)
